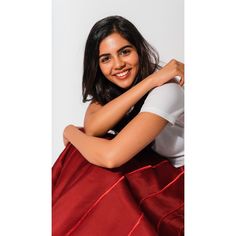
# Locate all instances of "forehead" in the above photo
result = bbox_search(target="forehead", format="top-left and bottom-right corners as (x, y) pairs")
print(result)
(99, 33), (131, 53)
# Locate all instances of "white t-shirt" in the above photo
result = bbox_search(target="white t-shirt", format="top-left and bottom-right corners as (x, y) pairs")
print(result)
(140, 83), (184, 167)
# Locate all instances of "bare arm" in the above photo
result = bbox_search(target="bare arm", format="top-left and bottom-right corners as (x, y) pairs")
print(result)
(84, 75), (155, 136)
(64, 112), (167, 168)
(84, 59), (184, 137)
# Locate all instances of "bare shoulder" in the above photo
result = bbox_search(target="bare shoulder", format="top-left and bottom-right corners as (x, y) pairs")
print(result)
(84, 101), (103, 123)
(86, 101), (103, 113)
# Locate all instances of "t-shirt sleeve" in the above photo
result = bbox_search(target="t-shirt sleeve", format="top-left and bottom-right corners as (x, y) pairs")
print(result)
(140, 83), (184, 125)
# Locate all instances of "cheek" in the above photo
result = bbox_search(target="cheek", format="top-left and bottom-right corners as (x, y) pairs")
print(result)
(132, 55), (140, 76)
(131, 53), (139, 67)
(99, 64), (112, 80)
(99, 64), (108, 75)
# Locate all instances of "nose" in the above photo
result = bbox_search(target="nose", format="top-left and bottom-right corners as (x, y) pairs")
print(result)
(113, 56), (125, 70)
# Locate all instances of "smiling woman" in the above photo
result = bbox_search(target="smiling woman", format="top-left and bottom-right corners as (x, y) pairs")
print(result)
(98, 33), (139, 89)
(52, 15), (184, 236)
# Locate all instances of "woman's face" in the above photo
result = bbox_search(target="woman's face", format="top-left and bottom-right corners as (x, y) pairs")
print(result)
(98, 33), (139, 89)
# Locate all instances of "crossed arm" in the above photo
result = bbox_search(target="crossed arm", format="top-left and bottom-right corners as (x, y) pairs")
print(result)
(64, 112), (167, 168)
(84, 59), (184, 136)
(63, 60), (184, 168)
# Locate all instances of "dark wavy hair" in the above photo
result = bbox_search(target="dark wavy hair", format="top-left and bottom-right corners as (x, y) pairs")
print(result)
(82, 15), (161, 132)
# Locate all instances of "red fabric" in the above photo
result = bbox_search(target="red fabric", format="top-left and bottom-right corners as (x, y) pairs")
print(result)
(52, 143), (184, 236)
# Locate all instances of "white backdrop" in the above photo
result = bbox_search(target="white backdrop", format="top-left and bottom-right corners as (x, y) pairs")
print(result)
(52, 0), (184, 163)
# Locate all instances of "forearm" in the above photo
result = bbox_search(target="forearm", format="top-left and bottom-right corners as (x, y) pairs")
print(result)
(84, 74), (158, 136)
(64, 125), (114, 168)
(65, 112), (167, 169)
(84, 59), (184, 137)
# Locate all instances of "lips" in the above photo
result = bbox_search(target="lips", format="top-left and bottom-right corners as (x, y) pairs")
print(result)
(113, 69), (131, 79)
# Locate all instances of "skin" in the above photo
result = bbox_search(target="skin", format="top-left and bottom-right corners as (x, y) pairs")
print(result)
(99, 33), (139, 89)
(63, 32), (184, 168)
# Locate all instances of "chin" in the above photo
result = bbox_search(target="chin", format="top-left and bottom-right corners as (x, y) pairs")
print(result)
(114, 77), (136, 89)
(116, 81), (133, 90)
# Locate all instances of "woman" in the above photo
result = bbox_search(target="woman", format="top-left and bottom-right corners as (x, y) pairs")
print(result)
(53, 16), (184, 236)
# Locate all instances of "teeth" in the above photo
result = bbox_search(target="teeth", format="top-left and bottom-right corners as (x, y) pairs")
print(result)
(116, 70), (129, 77)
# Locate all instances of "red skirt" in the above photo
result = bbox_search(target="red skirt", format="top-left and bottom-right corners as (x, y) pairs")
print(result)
(52, 143), (184, 236)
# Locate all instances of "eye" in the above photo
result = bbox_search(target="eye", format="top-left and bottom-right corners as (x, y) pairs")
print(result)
(100, 56), (111, 63)
(120, 48), (131, 56)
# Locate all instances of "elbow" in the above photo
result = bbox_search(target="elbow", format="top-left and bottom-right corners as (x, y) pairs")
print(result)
(84, 125), (96, 136)
(84, 125), (105, 137)
(103, 161), (121, 169)
(84, 129), (95, 136)
(99, 150), (122, 169)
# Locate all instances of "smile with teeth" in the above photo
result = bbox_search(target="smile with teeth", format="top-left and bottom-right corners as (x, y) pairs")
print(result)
(114, 69), (130, 79)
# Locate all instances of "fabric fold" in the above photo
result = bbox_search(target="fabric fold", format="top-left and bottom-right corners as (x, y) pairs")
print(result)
(52, 143), (184, 236)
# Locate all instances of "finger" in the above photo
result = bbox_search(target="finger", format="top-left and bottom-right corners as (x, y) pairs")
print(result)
(175, 75), (181, 83)
(175, 75), (184, 86)
(180, 76), (184, 86)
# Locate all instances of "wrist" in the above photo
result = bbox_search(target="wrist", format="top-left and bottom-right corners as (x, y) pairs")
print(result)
(147, 72), (161, 88)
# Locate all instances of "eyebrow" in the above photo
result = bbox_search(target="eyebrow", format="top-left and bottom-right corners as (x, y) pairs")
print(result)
(99, 45), (134, 58)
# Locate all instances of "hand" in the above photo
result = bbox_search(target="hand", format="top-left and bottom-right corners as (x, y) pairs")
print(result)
(63, 134), (70, 146)
(152, 59), (184, 87)
(63, 124), (75, 146)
